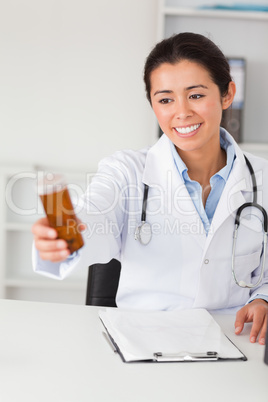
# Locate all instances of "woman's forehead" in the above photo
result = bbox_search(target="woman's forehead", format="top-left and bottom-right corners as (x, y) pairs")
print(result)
(150, 61), (213, 89)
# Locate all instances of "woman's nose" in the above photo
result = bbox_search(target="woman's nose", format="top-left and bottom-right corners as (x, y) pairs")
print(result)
(175, 99), (193, 119)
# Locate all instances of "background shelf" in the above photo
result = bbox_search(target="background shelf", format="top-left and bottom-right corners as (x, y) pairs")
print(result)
(163, 7), (268, 20)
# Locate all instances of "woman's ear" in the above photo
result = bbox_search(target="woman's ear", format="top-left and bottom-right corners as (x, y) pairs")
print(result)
(222, 81), (236, 110)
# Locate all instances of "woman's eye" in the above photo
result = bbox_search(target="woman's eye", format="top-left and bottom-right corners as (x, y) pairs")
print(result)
(190, 94), (204, 100)
(159, 98), (172, 104)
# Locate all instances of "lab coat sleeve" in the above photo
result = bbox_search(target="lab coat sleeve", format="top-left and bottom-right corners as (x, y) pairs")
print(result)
(247, 294), (268, 303)
(32, 149), (146, 279)
(32, 243), (81, 280)
(248, 284), (268, 303)
(32, 213), (121, 279)
(247, 237), (268, 302)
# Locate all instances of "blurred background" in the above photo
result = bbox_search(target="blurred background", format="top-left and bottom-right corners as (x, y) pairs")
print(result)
(1, 0), (268, 304)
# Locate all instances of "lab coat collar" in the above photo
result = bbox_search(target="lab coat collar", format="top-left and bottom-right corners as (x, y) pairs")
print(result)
(142, 134), (180, 187)
(142, 131), (251, 196)
(142, 132), (253, 243)
(142, 134), (206, 248)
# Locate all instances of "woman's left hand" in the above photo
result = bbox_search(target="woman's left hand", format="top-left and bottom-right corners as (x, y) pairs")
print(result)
(235, 299), (268, 345)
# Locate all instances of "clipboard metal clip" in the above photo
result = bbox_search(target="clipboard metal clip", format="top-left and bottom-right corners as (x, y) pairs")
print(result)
(154, 351), (218, 362)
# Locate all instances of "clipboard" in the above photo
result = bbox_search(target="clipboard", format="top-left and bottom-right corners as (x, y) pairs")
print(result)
(99, 308), (247, 363)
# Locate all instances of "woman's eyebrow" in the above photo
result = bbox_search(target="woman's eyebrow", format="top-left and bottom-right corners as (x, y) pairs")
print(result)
(153, 89), (173, 96)
(185, 84), (208, 91)
(153, 84), (208, 96)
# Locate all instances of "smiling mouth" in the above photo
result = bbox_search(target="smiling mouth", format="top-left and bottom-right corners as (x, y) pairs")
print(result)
(175, 123), (201, 134)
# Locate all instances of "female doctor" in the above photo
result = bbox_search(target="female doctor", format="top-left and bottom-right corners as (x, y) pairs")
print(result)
(32, 32), (268, 345)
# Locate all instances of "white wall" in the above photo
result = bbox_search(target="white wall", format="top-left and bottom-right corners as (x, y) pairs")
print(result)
(0, 0), (158, 171)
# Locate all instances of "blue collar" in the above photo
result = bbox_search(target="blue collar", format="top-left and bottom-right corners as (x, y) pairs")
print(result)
(170, 128), (236, 184)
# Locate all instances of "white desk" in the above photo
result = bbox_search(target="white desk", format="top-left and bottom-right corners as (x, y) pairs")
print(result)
(0, 299), (267, 402)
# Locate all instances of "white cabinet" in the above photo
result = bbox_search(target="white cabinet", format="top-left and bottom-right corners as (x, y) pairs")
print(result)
(157, 0), (268, 145)
(0, 165), (90, 304)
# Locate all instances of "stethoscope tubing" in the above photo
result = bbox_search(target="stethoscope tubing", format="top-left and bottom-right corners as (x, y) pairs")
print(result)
(232, 156), (268, 288)
(232, 224), (268, 288)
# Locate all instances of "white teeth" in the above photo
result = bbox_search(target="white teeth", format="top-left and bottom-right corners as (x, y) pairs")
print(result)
(175, 124), (200, 134)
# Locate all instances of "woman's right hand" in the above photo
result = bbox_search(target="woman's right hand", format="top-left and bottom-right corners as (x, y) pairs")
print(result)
(32, 217), (71, 262)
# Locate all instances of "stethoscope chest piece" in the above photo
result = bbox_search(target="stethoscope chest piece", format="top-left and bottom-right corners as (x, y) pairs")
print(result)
(134, 221), (152, 245)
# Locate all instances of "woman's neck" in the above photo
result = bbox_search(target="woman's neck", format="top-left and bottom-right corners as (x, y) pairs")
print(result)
(176, 141), (227, 206)
(181, 148), (226, 184)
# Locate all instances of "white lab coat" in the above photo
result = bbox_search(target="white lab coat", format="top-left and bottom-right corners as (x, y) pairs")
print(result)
(33, 131), (268, 311)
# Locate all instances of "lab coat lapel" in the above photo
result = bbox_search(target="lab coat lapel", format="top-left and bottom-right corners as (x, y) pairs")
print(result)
(205, 142), (252, 250)
(142, 134), (207, 248)
(142, 134), (176, 187)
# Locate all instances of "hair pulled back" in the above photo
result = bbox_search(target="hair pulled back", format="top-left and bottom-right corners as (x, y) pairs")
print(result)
(144, 32), (232, 104)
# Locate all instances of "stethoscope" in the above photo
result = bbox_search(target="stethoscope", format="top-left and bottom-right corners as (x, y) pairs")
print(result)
(134, 155), (268, 288)
(232, 155), (267, 288)
(134, 184), (152, 246)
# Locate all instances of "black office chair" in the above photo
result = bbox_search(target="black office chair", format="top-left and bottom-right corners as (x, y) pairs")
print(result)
(85, 259), (121, 307)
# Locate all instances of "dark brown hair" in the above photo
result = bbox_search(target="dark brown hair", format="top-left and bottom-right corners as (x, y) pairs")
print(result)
(144, 32), (232, 104)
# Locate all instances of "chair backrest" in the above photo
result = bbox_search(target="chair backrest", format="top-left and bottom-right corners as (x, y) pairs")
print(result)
(85, 259), (121, 307)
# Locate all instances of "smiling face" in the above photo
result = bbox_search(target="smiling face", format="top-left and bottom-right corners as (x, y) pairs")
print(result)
(150, 60), (235, 157)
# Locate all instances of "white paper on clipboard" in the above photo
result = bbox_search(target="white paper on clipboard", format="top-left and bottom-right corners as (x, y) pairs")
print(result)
(99, 308), (246, 363)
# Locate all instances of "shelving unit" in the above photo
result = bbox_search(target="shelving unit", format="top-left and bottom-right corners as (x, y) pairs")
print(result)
(158, 1), (268, 38)
(0, 165), (91, 304)
(157, 0), (268, 147)
(161, 6), (268, 19)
